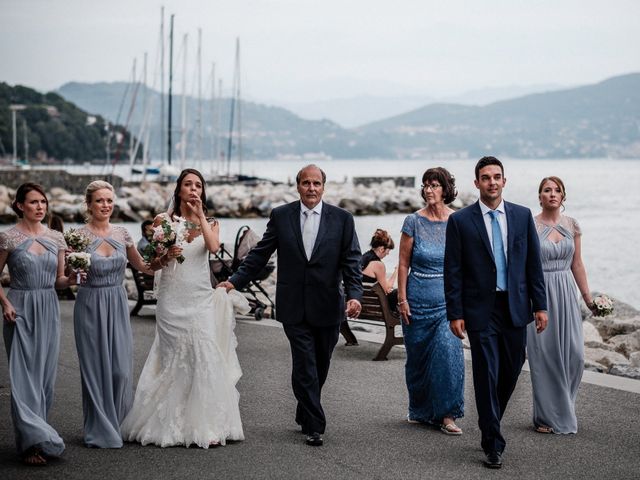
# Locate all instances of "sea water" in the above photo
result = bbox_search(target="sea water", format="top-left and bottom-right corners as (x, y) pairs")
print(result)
(46, 158), (640, 308)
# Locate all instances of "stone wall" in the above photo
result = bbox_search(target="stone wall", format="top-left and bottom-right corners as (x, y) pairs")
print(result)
(353, 176), (415, 188)
(0, 169), (124, 194)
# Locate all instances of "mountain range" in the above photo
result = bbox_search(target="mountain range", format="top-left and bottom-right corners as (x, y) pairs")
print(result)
(2, 73), (637, 163)
(56, 73), (640, 161)
(282, 84), (564, 128)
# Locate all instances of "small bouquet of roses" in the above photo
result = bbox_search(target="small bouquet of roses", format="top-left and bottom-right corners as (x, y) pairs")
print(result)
(64, 228), (91, 252)
(67, 252), (91, 284)
(64, 228), (92, 284)
(142, 215), (188, 264)
(591, 294), (614, 317)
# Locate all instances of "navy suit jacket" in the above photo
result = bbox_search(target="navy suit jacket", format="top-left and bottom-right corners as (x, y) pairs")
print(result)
(230, 201), (363, 327)
(444, 200), (546, 331)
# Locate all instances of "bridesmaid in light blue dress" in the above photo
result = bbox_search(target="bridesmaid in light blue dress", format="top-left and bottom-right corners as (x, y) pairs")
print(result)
(527, 176), (595, 434)
(0, 183), (78, 465)
(397, 168), (464, 435)
(73, 181), (152, 448)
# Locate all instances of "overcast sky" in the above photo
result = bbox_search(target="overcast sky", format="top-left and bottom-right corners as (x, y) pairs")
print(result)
(1, 0), (638, 103)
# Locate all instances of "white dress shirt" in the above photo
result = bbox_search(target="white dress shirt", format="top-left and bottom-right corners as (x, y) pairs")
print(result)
(300, 200), (323, 257)
(479, 199), (508, 262)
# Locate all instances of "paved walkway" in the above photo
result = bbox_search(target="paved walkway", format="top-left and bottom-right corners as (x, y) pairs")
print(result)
(1, 301), (639, 479)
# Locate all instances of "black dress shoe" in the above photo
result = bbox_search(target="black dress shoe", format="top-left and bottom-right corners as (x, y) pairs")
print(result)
(305, 432), (323, 447)
(484, 451), (502, 469)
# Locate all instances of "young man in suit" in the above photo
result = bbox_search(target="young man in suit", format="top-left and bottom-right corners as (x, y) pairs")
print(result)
(444, 156), (547, 468)
(218, 164), (363, 447)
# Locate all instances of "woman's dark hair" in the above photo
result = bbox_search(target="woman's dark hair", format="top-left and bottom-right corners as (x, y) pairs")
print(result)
(420, 167), (457, 204)
(48, 213), (64, 232)
(11, 183), (49, 218)
(370, 229), (394, 250)
(172, 168), (208, 218)
(141, 219), (154, 233)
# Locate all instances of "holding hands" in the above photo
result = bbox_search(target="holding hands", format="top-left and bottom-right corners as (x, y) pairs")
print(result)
(216, 281), (235, 292)
(346, 299), (362, 318)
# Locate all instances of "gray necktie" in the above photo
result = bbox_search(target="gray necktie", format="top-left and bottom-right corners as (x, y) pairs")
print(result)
(302, 210), (315, 260)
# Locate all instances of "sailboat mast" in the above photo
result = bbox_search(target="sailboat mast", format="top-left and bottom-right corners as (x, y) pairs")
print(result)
(236, 38), (242, 175)
(142, 51), (148, 167)
(167, 14), (174, 165)
(180, 33), (188, 170)
(210, 62), (216, 176)
(226, 70), (235, 176)
(159, 6), (165, 164)
(197, 28), (203, 166)
(127, 58), (137, 164)
(226, 37), (240, 177)
(217, 78), (223, 176)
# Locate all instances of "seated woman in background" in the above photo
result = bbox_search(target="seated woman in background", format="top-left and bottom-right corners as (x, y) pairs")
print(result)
(361, 229), (398, 310)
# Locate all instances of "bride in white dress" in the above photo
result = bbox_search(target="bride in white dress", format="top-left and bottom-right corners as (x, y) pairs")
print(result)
(121, 169), (248, 448)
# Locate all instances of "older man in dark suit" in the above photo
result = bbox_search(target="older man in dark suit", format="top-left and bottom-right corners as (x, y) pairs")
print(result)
(444, 156), (547, 469)
(218, 164), (362, 447)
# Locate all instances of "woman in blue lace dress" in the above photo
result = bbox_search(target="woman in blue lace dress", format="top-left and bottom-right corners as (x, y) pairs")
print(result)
(0, 183), (79, 465)
(527, 176), (595, 434)
(73, 181), (152, 448)
(397, 167), (464, 435)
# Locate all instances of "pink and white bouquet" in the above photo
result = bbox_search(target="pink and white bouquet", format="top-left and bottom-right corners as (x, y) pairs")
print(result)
(67, 252), (91, 284)
(142, 214), (189, 264)
(591, 294), (614, 317)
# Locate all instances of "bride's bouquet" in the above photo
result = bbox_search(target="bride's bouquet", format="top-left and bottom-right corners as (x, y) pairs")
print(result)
(143, 214), (189, 264)
(591, 294), (614, 317)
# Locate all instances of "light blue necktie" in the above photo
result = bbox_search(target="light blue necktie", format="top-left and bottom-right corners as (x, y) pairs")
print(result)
(489, 210), (508, 291)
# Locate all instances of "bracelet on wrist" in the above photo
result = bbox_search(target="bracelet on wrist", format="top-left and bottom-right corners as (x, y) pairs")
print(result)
(397, 300), (408, 306)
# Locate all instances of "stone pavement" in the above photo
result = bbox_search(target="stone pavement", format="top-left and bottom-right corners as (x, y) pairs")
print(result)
(1, 301), (639, 479)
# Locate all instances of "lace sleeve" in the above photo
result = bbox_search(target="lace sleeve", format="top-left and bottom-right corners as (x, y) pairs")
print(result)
(45, 229), (68, 251)
(0, 231), (10, 253)
(0, 227), (23, 253)
(569, 216), (582, 237)
(401, 214), (416, 238)
(114, 226), (134, 248)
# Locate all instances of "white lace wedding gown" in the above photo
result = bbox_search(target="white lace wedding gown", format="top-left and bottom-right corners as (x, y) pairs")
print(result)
(121, 234), (249, 448)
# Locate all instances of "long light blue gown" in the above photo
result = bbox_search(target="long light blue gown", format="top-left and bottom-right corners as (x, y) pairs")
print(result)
(1, 227), (66, 457)
(527, 216), (584, 434)
(73, 226), (133, 448)
(401, 213), (464, 423)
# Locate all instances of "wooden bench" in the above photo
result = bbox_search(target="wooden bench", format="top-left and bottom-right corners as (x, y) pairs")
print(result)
(340, 282), (403, 361)
(128, 263), (156, 316)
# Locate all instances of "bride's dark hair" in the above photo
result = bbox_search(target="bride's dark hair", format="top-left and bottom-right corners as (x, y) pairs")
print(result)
(171, 168), (209, 218)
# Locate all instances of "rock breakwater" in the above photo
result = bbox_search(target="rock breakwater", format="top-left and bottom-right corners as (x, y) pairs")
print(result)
(0, 181), (474, 223)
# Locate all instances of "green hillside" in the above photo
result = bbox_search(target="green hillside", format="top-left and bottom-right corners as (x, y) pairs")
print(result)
(0, 83), (138, 163)
(359, 73), (640, 158)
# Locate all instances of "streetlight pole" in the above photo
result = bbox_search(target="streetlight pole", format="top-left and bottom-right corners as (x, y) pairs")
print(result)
(9, 104), (26, 164)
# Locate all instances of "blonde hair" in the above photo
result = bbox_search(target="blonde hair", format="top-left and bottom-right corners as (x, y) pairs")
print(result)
(84, 180), (115, 221)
